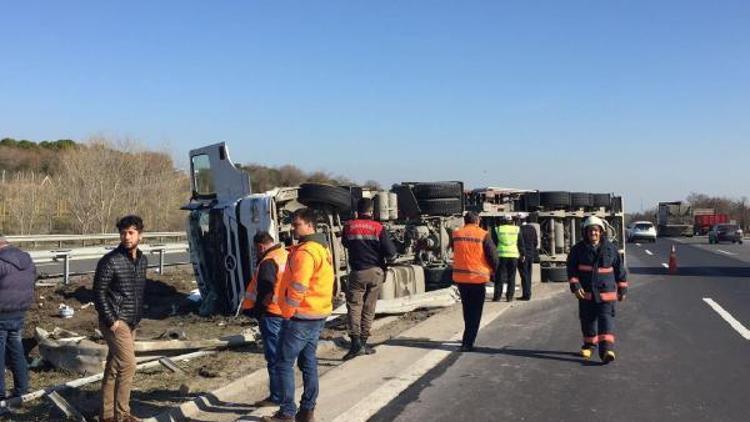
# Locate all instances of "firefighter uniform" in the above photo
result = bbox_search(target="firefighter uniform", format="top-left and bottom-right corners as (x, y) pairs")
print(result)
(452, 223), (498, 351)
(567, 238), (627, 361)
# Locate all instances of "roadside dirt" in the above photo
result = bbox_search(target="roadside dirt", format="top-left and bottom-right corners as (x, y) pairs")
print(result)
(3, 268), (441, 421)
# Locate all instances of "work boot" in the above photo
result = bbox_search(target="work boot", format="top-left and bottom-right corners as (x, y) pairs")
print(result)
(602, 350), (616, 364)
(295, 408), (315, 422)
(121, 414), (141, 422)
(580, 347), (593, 360)
(361, 337), (376, 355)
(98, 415), (115, 422)
(262, 411), (295, 422)
(343, 336), (365, 360)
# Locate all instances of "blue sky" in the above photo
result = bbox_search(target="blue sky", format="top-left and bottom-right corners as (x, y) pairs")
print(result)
(1, 1), (749, 211)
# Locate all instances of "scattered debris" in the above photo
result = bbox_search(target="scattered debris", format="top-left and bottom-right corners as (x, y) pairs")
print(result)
(46, 391), (87, 421)
(58, 304), (75, 318)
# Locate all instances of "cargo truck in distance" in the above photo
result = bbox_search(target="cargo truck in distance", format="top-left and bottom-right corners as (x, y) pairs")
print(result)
(183, 142), (626, 316)
(657, 201), (694, 237)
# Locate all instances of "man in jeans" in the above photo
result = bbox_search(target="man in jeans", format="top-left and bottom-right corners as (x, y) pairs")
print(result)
(263, 208), (334, 422)
(342, 198), (397, 360)
(240, 231), (288, 407)
(94, 216), (148, 422)
(0, 234), (36, 404)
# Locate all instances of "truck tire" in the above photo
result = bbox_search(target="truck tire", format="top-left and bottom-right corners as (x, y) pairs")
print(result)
(592, 193), (612, 208)
(417, 198), (463, 215)
(541, 266), (568, 283)
(539, 191), (571, 209)
(570, 192), (593, 208)
(298, 183), (352, 212)
(522, 192), (541, 211)
(412, 182), (463, 200)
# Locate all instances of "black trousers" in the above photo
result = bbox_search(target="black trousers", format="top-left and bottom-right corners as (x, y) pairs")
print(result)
(457, 283), (486, 347)
(518, 258), (533, 299)
(579, 300), (616, 357)
(495, 258), (518, 300)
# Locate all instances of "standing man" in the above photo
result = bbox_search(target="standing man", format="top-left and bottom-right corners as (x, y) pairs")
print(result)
(567, 216), (627, 363)
(518, 215), (538, 301)
(342, 198), (397, 360)
(492, 216), (524, 302)
(0, 234), (36, 402)
(264, 208), (334, 422)
(241, 231), (288, 407)
(94, 215), (147, 422)
(451, 212), (498, 352)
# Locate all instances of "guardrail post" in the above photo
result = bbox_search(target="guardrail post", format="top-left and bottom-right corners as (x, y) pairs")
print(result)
(159, 248), (165, 274)
(55, 252), (71, 285)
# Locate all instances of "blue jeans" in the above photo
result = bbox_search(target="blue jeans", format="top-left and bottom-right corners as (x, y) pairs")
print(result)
(0, 316), (29, 398)
(276, 318), (325, 417)
(259, 315), (284, 403)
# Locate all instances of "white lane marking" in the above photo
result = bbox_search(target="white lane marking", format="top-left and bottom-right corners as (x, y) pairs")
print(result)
(717, 249), (737, 256)
(661, 263), (669, 268)
(636, 243), (642, 247)
(645, 249), (654, 256)
(703, 298), (750, 340)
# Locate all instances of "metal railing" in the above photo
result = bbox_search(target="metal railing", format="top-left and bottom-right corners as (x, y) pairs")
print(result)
(6, 232), (186, 248)
(30, 242), (190, 284)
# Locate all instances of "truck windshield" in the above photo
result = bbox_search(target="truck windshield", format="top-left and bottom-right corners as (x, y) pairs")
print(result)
(191, 154), (215, 197)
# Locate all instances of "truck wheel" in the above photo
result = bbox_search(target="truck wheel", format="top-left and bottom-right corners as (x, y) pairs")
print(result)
(592, 193), (612, 208)
(417, 198), (464, 215)
(541, 266), (568, 283)
(522, 192), (541, 211)
(298, 183), (352, 212)
(412, 182), (463, 200)
(539, 191), (571, 209)
(570, 192), (593, 208)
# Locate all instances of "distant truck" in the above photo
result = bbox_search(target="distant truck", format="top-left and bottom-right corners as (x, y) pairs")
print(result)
(694, 213), (729, 235)
(657, 201), (694, 237)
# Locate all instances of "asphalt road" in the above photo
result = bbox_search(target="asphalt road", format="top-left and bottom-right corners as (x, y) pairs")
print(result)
(372, 238), (750, 422)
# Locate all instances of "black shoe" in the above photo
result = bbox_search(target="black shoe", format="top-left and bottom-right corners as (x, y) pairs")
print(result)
(519, 296), (531, 301)
(492, 296), (501, 302)
(506, 296), (514, 302)
(361, 337), (376, 355)
(343, 336), (365, 361)
(262, 411), (295, 422)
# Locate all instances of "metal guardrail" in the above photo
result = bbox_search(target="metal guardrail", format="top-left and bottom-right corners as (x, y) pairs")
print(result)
(6, 232), (186, 247)
(30, 242), (190, 284)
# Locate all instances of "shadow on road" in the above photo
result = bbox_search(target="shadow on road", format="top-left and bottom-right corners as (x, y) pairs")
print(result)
(386, 338), (605, 366)
(630, 266), (750, 277)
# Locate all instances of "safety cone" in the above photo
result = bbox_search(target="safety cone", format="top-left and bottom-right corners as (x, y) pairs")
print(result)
(668, 244), (678, 274)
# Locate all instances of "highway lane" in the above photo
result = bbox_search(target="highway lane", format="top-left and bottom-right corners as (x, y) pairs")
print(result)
(372, 239), (750, 422)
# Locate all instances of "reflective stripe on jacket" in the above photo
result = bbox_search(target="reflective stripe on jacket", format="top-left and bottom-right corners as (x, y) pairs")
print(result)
(452, 224), (495, 284)
(278, 235), (335, 320)
(242, 246), (288, 316)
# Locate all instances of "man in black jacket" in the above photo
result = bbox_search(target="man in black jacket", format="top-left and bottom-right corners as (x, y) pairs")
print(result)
(0, 234), (36, 402)
(342, 198), (397, 360)
(94, 215), (148, 422)
(518, 216), (538, 300)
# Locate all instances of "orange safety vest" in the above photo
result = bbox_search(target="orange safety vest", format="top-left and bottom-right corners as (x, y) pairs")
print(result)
(452, 224), (494, 284)
(278, 239), (335, 320)
(242, 246), (289, 316)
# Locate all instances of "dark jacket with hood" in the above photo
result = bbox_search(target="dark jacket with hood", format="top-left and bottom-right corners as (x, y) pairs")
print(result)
(0, 244), (37, 317)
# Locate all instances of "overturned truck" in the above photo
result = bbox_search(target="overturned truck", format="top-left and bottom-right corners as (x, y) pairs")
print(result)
(183, 142), (625, 316)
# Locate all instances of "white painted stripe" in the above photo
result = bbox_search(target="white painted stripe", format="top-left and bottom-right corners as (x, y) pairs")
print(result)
(330, 303), (513, 422)
(636, 243), (642, 247)
(703, 298), (750, 340)
(645, 249), (653, 256)
(661, 263), (669, 268)
(717, 249), (736, 256)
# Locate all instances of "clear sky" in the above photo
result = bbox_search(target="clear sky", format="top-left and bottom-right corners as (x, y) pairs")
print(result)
(2, 1), (748, 211)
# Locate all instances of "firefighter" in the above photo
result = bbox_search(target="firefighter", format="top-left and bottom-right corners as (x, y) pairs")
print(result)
(241, 231), (288, 407)
(567, 216), (627, 363)
(492, 215), (525, 302)
(452, 212), (498, 352)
